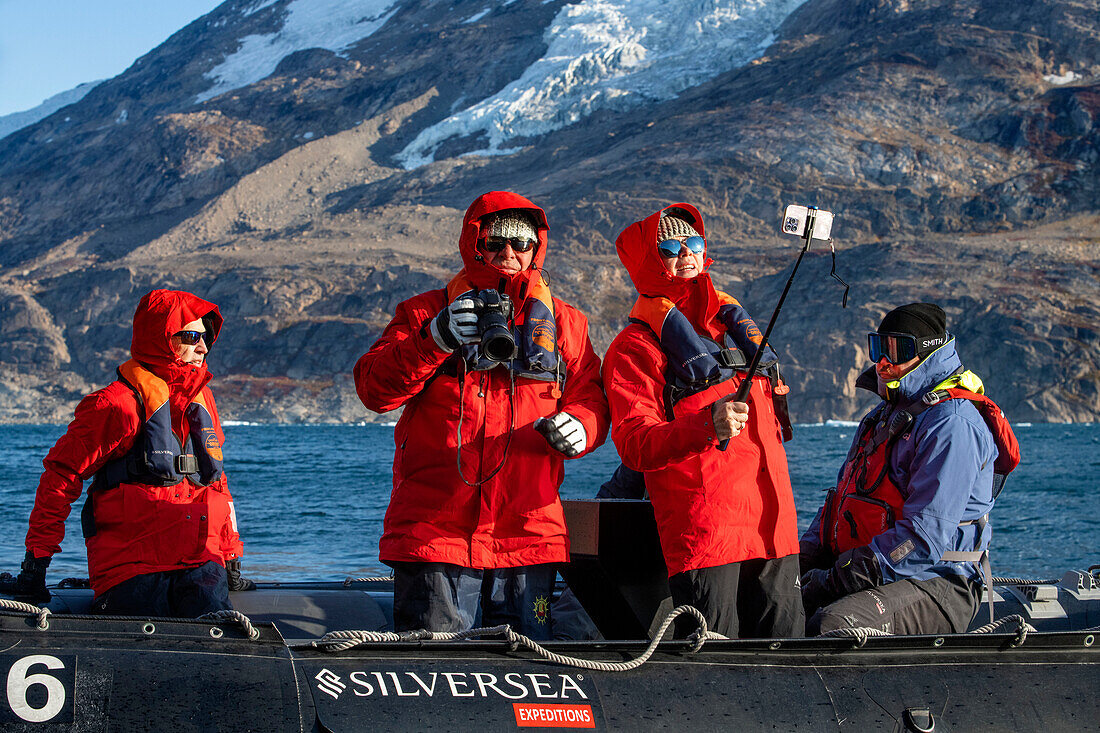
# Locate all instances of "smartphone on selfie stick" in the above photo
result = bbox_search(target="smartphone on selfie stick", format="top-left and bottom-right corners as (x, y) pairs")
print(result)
(717, 205), (834, 451)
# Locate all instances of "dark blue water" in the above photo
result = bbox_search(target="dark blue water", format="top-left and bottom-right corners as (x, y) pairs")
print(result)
(1, 423), (1096, 582)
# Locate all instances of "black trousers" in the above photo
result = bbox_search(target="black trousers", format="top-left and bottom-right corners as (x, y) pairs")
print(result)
(808, 574), (981, 636)
(668, 554), (805, 639)
(89, 561), (231, 618)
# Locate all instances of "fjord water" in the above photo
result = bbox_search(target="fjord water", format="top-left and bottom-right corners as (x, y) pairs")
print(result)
(0, 423), (1095, 583)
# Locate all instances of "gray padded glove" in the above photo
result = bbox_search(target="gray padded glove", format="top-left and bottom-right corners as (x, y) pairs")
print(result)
(430, 293), (480, 352)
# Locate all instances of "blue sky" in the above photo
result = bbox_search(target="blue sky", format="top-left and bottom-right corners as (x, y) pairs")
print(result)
(0, 0), (224, 116)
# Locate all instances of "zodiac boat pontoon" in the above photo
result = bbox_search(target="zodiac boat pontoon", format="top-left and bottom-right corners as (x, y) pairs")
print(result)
(2, 500), (1098, 731)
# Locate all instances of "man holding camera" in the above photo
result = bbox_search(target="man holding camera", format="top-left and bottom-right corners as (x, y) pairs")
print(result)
(354, 191), (609, 639)
(799, 303), (1019, 635)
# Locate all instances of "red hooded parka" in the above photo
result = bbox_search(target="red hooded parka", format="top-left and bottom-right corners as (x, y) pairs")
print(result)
(602, 204), (800, 576)
(25, 289), (244, 596)
(354, 191), (610, 569)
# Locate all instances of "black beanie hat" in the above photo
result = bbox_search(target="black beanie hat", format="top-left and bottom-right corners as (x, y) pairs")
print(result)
(878, 303), (948, 357)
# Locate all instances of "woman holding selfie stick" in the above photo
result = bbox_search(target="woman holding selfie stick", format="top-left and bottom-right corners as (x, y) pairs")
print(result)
(601, 203), (803, 639)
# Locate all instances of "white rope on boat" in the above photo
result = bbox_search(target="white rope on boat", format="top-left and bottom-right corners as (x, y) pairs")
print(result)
(198, 609), (261, 641)
(342, 575), (393, 586)
(969, 614), (1035, 634)
(816, 626), (893, 647)
(817, 614), (1039, 648)
(969, 614), (1036, 646)
(0, 600), (261, 640)
(308, 604), (727, 671)
(0, 599), (51, 630)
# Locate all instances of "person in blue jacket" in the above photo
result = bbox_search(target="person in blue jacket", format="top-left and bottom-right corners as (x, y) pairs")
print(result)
(799, 303), (1015, 635)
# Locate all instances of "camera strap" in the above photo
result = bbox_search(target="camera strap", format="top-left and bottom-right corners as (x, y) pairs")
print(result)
(454, 362), (516, 488)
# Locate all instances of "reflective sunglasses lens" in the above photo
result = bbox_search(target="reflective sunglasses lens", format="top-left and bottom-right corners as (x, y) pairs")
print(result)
(175, 330), (205, 345)
(868, 333), (916, 364)
(657, 239), (684, 258)
(898, 337), (917, 362)
(868, 333), (885, 362)
(683, 235), (706, 254)
(657, 236), (706, 258)
(510, 238), (535, 253)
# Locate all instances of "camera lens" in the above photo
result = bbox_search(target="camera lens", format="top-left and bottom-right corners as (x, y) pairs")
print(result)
(482, 324), (515, 362)
(476, 290), (516, 362)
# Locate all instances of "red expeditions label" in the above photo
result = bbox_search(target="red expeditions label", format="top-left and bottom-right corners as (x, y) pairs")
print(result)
(513, 703), (595, 728)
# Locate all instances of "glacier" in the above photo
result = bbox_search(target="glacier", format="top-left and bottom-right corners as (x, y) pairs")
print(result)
(397, 0), (808, 168)
(197, 0), (401, 103)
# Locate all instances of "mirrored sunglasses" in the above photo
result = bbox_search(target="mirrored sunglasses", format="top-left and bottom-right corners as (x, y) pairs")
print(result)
(868, 332), (917, 364)
(657, 235), (706, 258)
(483, 235), (536, 253)
(173, 330), (207, 346)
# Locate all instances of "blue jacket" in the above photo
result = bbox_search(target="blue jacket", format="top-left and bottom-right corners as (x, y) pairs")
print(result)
(801, 338), (997, 583)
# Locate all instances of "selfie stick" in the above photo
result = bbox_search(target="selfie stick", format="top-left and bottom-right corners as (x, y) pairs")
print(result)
(717, 206), (825, 451)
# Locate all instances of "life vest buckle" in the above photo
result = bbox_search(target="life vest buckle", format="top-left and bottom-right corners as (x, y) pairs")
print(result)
(175, 454), (199, 475)
(922, 389), (947, 406)
(716, 347), (746, 368)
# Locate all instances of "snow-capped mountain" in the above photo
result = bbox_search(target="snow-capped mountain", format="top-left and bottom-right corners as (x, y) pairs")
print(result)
(8, 0), (809, 165)
(0, 81), (102, 142)
(0, 0), (1097, 424)
(198, 0), (402, 104)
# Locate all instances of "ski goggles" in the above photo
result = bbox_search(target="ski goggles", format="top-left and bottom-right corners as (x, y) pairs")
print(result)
(657, 235), (706, 258)
(173, 330), (207, 346)
(867, 331), (919, 364)
(483, 235), (537, 253)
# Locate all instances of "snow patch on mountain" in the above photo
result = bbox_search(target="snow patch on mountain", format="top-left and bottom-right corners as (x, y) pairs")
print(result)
(242, 0), (283, 16)
(463, 7), (492, 24)
(397, 0), (807, 169)
(0, 81), (102, 142)
(197, 0), (400, 103)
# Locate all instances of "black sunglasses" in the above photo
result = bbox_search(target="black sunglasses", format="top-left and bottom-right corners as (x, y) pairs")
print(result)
(483, 235), (536, 253)
(173, 330), (207, 346)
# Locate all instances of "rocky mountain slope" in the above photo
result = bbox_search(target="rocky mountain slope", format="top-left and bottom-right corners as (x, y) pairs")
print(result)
(0, 0), (1097, 424)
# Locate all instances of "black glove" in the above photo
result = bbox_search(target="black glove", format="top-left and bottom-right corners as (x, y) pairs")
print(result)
(0, 551), (51, 604)
(800, 546), (883, 617)
(832, 545), (883, 595)
(799, 568), (837, 618)
(225, 559), (257, 591)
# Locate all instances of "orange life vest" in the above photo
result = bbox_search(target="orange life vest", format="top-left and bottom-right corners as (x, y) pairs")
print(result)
(820, 387), (1019, 556)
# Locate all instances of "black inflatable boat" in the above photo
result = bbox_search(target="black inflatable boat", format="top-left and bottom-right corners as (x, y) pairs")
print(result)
(1, 500), (1097, 731)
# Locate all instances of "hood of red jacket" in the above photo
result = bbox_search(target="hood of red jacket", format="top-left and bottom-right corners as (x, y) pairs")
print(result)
(615, 203), (722, 337)
(458, 191), (549, 304)
(130, 289), (223, 396)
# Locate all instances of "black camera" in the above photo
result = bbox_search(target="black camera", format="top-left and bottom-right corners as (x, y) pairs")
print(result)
(474, 289), (515, 362)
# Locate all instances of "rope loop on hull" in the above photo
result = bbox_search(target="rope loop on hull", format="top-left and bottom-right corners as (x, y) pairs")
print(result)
(307, 604), (727, 672)
(0, 598), (51, 629)
(198, 609), (261, 641)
